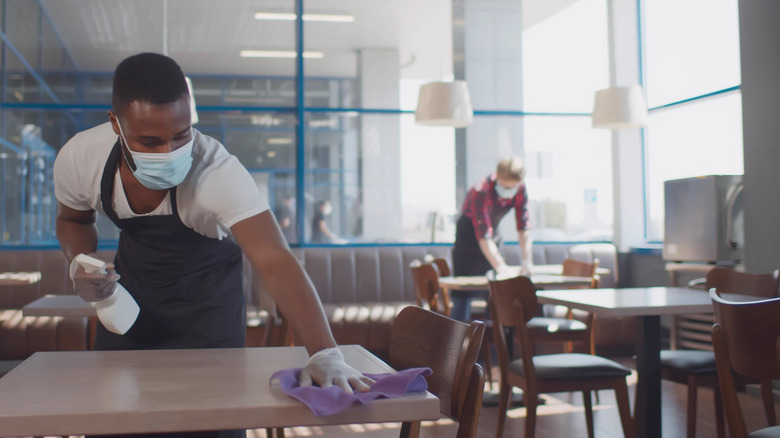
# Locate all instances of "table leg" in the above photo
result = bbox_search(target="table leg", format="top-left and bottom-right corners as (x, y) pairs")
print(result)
(635, 315), (661, 438)
(88, 316), (97, 351)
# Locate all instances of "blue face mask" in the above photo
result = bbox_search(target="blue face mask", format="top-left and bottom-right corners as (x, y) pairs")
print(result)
(117, 120), (194, 190)
(495, 183), (519, 199)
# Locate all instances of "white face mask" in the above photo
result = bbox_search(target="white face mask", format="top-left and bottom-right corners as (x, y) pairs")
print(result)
(323, 205), (333, 215)
(116, 119), (194, 190)
(495, 184), (519, 199)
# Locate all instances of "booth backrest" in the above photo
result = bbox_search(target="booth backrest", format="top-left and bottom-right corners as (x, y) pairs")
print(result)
(289, 245), (452, 304)
(0, 243), (618, 310)
(0, 249), (116, 310)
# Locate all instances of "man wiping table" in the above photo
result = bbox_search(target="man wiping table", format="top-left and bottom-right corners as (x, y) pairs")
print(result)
(54, 52), (373, 438)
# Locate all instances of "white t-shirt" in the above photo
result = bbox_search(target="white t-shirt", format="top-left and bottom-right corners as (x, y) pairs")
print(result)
(54, 122), (268, 239)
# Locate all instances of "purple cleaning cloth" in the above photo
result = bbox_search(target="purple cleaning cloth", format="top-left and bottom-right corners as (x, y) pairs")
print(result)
(269, 367), (432, 417)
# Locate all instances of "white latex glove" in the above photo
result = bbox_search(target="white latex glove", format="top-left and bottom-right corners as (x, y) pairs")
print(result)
(299, 347), (375, 393)
(520, 260), (533, 276)
(69, 253), (121, 302)
(496, 264), (520, 279)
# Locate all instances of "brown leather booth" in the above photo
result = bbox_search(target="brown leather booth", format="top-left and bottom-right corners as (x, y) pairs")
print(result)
(1, 243), (631, 363)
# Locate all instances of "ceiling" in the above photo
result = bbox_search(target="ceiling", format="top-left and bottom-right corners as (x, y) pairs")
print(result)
(36, 0), (579, 78)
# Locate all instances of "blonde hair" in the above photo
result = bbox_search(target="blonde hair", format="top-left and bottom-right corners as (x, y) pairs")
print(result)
(496, 157), (525, 181)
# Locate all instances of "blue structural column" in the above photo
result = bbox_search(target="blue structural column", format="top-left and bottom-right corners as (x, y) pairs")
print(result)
(294, 0), (305, 245)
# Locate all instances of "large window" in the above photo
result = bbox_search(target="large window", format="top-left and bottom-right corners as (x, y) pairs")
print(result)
(517, 0), (612, 241)
(2, 0), (615, 247)
(642, 0), (742, 242)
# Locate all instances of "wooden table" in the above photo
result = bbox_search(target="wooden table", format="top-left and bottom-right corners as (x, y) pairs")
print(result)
(438, 273), (595, 294)
(0, 345), (439, 436)
(0, 271), (41, 286)
(23, 293), (96, 317)
(536, 287), (759, 438)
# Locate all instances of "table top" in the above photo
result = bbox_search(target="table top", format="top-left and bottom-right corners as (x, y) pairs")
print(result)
(0, 345), (439, 436)
(0, 271), (41, 286)
(22, 293), (96, 317)
(439, 274), (594, 291)
(528, 264), (611, 276)
(536, 287), (761, 317)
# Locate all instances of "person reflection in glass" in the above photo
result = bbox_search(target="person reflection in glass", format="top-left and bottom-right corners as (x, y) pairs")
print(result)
(311, 200), (345, 244)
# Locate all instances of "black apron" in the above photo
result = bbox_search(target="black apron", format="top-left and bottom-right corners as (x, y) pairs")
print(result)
(452, 214), (501, 276)
(94, 141), (246, 438)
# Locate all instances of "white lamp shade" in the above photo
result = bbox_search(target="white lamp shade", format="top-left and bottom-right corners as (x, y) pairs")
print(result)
(591, 85), (648, 129)
(415, 80), (474, 128)
(185, 76), (199, 125)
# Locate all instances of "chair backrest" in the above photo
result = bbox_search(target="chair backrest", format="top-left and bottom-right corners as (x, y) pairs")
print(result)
(562, 257), (600, 288)
(388, 306), (485, 438)
(486, 271), (541, 381)
(672, 268), (780, 351)
(485, 271), (538, 325)
(706, 268), (780, 299)
(409, 260), (449, 316)
(431, 257), (452, 277)
(710, 290), (780, 437)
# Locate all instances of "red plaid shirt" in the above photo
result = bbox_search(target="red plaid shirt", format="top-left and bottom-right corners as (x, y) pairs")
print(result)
(461, 175), (529, 240)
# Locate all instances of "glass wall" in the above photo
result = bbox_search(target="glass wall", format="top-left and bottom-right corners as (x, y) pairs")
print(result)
(518, 0), (612, 240)
(643, 0), (743, 241)
(1, 0), (618, 246)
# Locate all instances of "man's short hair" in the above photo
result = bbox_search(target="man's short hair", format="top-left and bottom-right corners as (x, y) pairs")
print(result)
(112, 53), (188, 115)
(496, 157), (525, 181)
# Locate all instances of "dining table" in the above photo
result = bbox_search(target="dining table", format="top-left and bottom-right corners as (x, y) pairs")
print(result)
(437, 263), (608, 296)
(0, 271), (41, 286)
(0, 345), (440, 436)
(535, 286), (760, 438)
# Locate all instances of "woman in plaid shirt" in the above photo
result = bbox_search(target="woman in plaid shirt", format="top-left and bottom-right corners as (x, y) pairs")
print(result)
(450, 157), (534, 321)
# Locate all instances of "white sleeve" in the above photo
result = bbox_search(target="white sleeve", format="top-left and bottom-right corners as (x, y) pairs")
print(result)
(53, 140), (93, 211)
(196, 155), (269, 229)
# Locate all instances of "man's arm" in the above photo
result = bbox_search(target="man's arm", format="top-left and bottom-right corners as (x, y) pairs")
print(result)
(232, 211), (372, 392)
(231, 211), (336, 355)
(56, 202), (119, 301)
(56, 202), (99, 263)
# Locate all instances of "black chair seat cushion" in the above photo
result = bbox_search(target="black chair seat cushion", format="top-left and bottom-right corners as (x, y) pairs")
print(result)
(660, 349), (716, 374)
(0, 359), (23, 377)
(508, 353), (631, 380)
(527, 317), (587, 333)
(748, 426), (780, 438)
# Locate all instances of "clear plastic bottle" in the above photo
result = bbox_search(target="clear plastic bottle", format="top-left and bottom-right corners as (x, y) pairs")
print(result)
(74, 254), (139, 335)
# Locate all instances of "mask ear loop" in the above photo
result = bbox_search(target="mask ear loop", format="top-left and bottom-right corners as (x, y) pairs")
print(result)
(115, 118), (138, 172)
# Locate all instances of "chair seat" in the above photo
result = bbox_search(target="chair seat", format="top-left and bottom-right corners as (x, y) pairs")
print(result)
(660, 349), (716, 374)
(749, 426), (780, 438)
(508, 353), (631, 380)
(527, 317), (587, 333)
(0, 359), (23, 377)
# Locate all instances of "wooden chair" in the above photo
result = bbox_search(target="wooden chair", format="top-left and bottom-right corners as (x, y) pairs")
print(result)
(388, 306), (486, 438)
(410, 260), (450, 315)
(486, 272), (634, 438)
(559, 258), (600, 354)
(412, 257), (493, 388)
(561, 258), (601, 289)
(710, 290), (780, 438)
(425, 255), (451, 277)
(661, 268), (780, 438)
